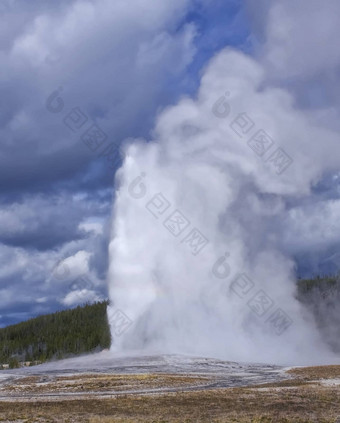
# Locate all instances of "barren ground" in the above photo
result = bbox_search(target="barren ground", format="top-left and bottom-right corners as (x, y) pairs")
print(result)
(0, 353), (338, 422)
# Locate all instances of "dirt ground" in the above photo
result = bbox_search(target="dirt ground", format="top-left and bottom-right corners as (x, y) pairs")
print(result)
(0, 365), (338, 422)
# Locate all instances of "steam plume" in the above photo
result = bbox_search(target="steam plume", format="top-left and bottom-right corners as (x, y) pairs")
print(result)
(107, 49), (340, 365)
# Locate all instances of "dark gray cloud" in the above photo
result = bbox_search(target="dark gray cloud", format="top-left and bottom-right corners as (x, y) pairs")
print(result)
(0, 191), (110, 250)
(0, 0), (201, 324)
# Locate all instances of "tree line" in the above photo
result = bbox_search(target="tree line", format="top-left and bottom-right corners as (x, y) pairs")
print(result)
(0, 301), (111, 367)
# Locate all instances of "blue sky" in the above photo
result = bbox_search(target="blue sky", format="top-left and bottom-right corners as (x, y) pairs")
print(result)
(180, 0), (252, 92)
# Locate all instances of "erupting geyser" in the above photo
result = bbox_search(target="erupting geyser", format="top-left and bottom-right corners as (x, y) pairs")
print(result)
(108, 50), (340, 365)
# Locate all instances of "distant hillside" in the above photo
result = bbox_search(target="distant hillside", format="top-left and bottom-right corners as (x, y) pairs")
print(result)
(0, 301), (111, 368)
(297, 274), (340, 352)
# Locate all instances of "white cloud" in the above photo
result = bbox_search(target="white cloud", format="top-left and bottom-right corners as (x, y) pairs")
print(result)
(53, 250), (91, 280)
(261, 0), (340, 79)
(282, 199), (340, 253)
(61, 288), (103, 307)
(78, 220), (103, 236)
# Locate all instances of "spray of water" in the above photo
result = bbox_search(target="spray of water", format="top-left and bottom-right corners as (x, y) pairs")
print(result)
(107, 49), (340, 365)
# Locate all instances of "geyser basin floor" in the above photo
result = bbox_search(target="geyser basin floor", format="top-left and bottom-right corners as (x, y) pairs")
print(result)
(0, 353), (339, 422)
(0, 352), (286, 400)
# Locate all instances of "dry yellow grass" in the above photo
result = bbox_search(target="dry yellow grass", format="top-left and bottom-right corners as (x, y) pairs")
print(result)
(288, 365), (340, 380)
(1, 373), (210, 395)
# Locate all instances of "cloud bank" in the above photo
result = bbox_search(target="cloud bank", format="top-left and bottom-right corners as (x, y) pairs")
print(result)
(0, 0), (204, 324)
